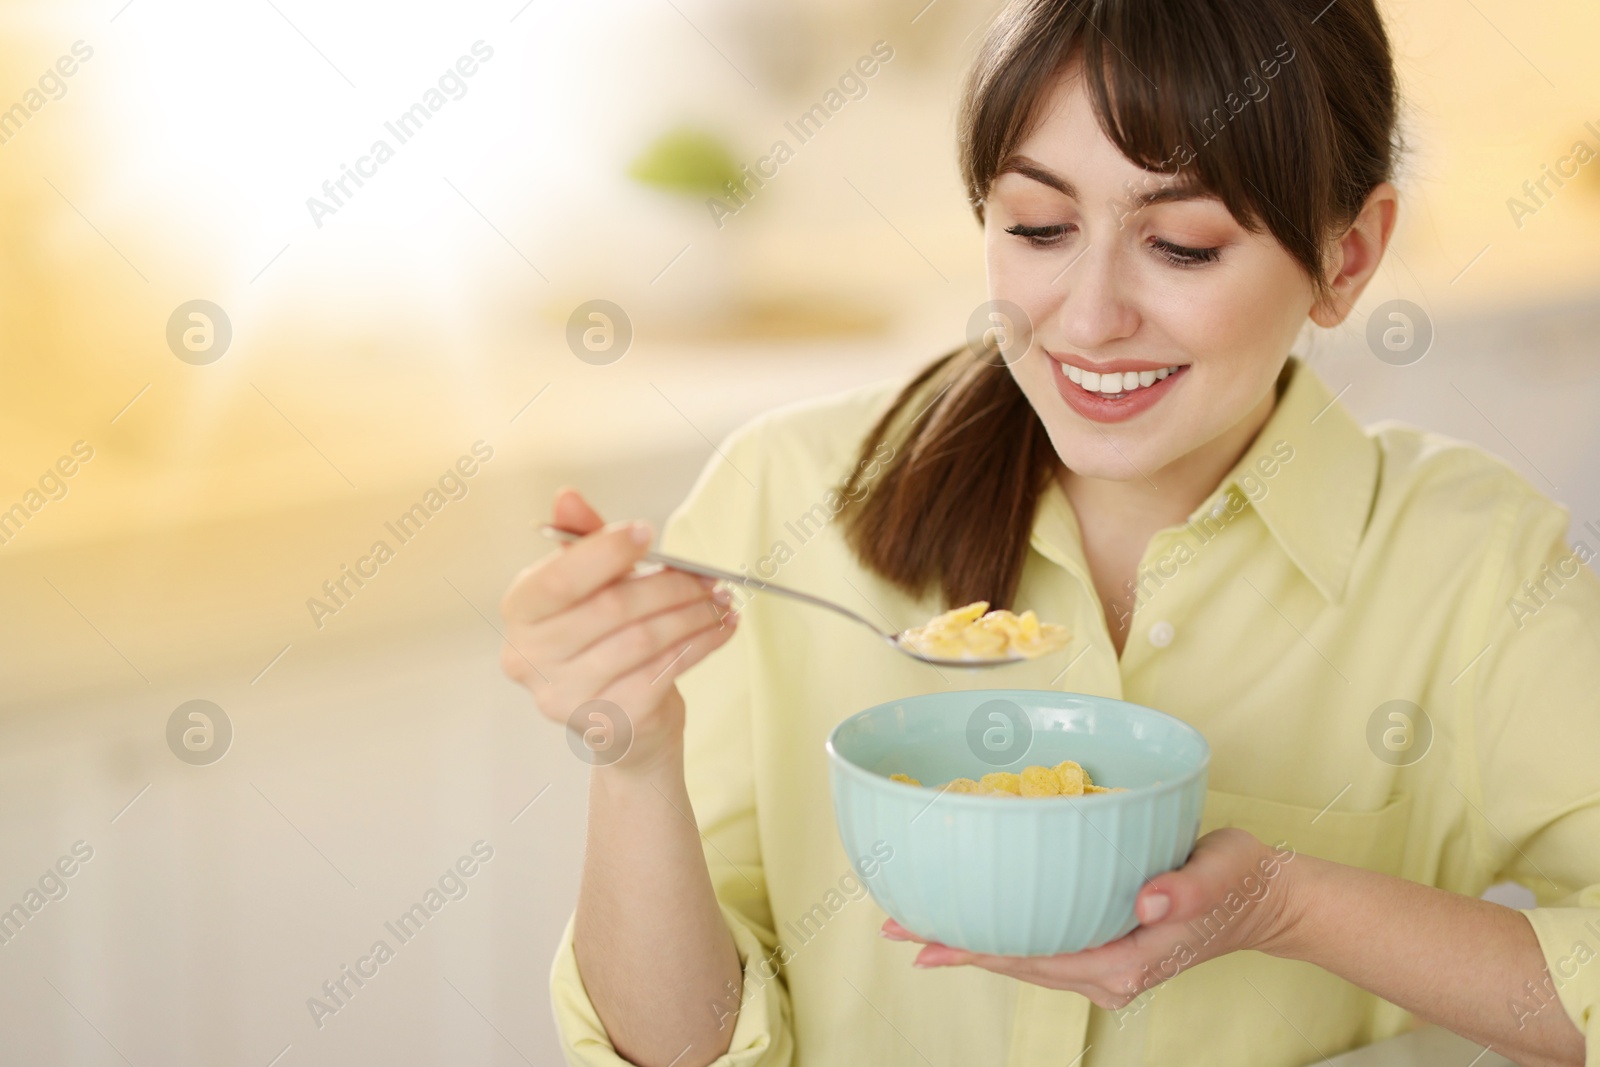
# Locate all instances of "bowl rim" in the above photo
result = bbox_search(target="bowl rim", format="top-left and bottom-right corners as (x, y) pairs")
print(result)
(825, 688), (1210, 806)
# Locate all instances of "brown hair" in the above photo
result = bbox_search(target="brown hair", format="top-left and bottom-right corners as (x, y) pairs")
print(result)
(838, 0), (1398, 611)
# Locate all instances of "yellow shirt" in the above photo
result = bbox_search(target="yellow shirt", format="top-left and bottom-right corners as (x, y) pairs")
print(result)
(550, 357), (1600, 1066)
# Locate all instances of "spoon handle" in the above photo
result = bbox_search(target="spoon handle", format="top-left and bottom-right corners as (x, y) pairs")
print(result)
(537, 525), (892, 639)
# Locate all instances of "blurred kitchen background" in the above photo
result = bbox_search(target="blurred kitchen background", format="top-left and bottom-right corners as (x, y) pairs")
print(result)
(0, 0), (1596, 1063)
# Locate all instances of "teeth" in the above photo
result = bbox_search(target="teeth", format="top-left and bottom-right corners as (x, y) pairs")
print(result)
(1061, 363), (1182, 396)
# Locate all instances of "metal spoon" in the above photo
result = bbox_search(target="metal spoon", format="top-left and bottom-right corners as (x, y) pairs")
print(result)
(538, 524), (1027, 669)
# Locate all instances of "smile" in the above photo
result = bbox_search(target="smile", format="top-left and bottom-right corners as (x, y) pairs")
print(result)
(1059, 361), (1182, 397)
(1046, 355), (1190, 423)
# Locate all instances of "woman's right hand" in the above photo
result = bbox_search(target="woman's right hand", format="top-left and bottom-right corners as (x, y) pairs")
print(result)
(499, 487), (738, 775)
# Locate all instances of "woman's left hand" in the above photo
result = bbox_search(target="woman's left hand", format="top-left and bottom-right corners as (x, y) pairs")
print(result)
(879, 828), (1298, 1009)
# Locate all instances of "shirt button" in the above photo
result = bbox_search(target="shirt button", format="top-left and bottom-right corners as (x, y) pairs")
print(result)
(1148, 620), (1175, 648)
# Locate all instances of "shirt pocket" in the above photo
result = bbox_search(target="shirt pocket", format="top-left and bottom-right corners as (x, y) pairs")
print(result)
(1139, 788), (1416, 1067)
(1200, 785), (1413, 874)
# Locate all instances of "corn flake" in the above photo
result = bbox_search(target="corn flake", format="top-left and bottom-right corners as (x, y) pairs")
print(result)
(894, 761), (1126, 797)
(978, 771), (1022, 796)
(1053, 760), (1087, 796)
(1019, 765), (1062, 796)
(898, 601), (1071, 662)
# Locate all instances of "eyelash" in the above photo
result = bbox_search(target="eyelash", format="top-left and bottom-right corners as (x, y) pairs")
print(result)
(1002, 224), (1221, 267)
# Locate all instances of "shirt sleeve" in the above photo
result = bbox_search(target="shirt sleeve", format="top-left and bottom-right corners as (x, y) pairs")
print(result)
(1466, 487), (1600, 1060)
(548, 418), (796, 1066)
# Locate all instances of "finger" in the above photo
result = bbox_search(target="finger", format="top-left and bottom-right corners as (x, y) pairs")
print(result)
(890, 923), (1085, 982)
(552, 487), (605, 535)
(1136, 828), (1254, 927)
(568, 598), (735, 696)
(915, 946), (1022, 976)
(525, 568), (726, 662)
(916, 945), (1018, 970)
(499, 633), (552, 690)
(911, 944), (1119, 1004)
(502, 518), (654, 622)
(599, 610), (739, 706)
(912, 945), (1117, 1001)
(880, 919), (928, 943)
(912, 943), (1049, 978)
(1136, 885), (1174, 925)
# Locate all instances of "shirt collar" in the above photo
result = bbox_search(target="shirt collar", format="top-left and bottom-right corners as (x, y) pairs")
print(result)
(1029, 357), (1379, 604)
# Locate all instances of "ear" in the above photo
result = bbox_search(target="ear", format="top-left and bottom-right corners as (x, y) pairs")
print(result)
(1309, 181), (1399, 328)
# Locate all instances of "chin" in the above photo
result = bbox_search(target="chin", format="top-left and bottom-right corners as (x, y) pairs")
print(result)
(1042, 423), (1176, 481)
(1011, 360), (1171, 479)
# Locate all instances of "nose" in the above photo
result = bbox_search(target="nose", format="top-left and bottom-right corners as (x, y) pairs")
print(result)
(1052, 242), (1139, 350)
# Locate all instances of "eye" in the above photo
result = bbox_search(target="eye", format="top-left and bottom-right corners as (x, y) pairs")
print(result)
(1149, 237), (1221, 267)
(1004, 223), (1073, 249)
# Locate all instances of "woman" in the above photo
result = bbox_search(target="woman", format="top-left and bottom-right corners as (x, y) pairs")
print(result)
(503, 0), (1599, 1063)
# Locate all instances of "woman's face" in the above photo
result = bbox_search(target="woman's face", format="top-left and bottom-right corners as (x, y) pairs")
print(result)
(987, 67), (1320, 482)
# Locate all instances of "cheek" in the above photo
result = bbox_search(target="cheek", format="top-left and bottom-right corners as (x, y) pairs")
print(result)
(1150, 286), (1240, 361)
(986, 240), (1063, 332)
(1147, 261), (1304, 371)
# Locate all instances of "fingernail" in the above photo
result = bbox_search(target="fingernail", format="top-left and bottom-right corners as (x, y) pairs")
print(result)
(1141, 893), (1170, 923)
(879, 928), (907, 941)
(630, 521), (653, 545)
(711, 586), (732, 606)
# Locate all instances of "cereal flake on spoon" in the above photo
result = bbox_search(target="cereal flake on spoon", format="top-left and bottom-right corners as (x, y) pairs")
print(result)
(898, 600), (1070, 662)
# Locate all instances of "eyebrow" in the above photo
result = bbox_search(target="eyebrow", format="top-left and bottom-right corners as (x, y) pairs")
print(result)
(995, 154), (1212, 208)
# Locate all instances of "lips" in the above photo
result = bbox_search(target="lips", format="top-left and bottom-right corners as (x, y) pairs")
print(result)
(1059, 361), (1182, 396)
(1046, 355), (1189, 424)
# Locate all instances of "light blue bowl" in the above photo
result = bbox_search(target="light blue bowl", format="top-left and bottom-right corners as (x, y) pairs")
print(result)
(826, 689), (1208, 956)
